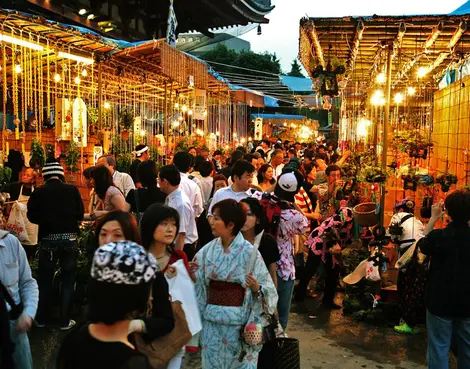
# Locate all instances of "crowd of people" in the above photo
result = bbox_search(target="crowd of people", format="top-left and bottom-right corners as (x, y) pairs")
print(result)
(1, 138), (470, 369)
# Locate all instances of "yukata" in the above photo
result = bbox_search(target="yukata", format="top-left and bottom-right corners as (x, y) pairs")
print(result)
(299, 207), (354, 305)
(194, 233), (278, 369)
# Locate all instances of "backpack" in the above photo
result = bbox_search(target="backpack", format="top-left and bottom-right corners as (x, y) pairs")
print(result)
(259, 193), (293, 238)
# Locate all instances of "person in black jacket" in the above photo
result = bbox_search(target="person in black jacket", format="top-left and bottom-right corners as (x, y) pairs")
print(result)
(57, 241), (157, 369)
(130, 145), (149, 187)
(418, 190), (470, 369)
(27, 160), (84, 331)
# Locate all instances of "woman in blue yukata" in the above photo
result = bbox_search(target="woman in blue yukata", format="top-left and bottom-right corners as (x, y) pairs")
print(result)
(193, 199), (278, 369)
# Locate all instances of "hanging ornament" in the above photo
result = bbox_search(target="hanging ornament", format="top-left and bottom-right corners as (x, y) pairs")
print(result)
(311, 61), (345, 97)
(54, 73), (61, 83)
(81, 69), (88, 77)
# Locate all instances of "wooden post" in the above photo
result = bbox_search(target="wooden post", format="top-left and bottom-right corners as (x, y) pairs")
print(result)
(164, 82), (168, 150)
(380, 43), (393, 226)
(98, 63), (103, 130)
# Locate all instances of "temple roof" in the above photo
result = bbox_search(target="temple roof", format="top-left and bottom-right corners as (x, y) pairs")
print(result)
(13, 0), (274, 40)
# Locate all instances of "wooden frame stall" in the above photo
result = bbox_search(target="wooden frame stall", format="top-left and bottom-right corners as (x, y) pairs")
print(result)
(299, 13), (470, 225)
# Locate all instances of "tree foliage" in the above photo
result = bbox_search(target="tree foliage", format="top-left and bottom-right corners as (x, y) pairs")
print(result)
(287, 59), (304, 77)
(200, 44), (281, 76)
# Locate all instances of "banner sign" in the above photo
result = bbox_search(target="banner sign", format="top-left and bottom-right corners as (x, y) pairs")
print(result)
(194, 89), (206, 120)
(166, 0), (178, 47)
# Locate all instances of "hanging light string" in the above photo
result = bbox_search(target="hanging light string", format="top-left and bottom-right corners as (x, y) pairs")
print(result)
(2, 40), (7, 159)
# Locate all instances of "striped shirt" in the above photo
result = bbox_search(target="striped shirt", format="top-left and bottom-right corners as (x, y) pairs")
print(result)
(295, 187), (314, 232)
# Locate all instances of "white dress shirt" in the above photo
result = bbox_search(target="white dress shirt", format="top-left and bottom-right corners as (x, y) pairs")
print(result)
(113, 170), (135, 197)
(165, 188), (198, 244)
(180, 173), (204, 217)
(208, 185), (252, 216)
(199, 176), (213, 206)
(273, 163), (284, 180)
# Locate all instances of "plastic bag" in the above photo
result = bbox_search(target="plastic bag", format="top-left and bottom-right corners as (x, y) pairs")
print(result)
(365, 260), (381, 281)
(6, 202), (30, 243)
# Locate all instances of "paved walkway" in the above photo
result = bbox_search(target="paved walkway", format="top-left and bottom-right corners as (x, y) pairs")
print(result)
(30, 297), (429, 369)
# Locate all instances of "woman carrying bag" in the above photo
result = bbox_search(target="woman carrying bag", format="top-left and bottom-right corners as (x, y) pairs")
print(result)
(134, 203), (194, 369)
(193, 199), (278, 369)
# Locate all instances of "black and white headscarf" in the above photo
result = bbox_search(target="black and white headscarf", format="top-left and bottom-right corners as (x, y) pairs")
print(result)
(91, 241), (158, 285)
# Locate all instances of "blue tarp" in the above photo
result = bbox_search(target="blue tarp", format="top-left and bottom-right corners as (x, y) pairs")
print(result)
(251, 113), (305, 121)
(264, 96), (279, 108)
(279, 75), (313, 92)
(450, 1), (470, 15)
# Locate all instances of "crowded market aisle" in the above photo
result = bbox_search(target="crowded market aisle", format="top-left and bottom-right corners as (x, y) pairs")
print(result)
(29, 302), (427, 369)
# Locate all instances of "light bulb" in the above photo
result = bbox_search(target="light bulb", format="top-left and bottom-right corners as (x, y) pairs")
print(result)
(370, 89), (385, 106)
(54, 73), (61, 83)
(104, 102), (110, 109)
(74, 76), (81, 85)
(203, 110), (207, 116)
(140, 130), (146, 137)
(172, 121), (179, 127)
(87, 13), (95, 20)
(417, 67), (428, 78)
(394, 92), (404, 104)
(216, 131), (220, 136)
(178, 116), (183, 121)
(241, 137), (246, 143)
(248, 137), (252, 141)
(79, 8), (87, 15)
(407, 86), (416, 96)
(81, 69), (88, 77)
(376, 72), (386, 84)
(182, 105), (188, 112)
(188, 109), (193, 115)
(233, 132), (237, 138)
(15, 64), (22, 74)
(174, 102), (179, 109)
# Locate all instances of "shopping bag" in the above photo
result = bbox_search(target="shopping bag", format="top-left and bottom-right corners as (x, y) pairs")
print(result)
(17, 202), (38, 245)
(165, 259), (202, 336)
(258, 337), (300, 369)
(365, 260), (381, 282)
(6, 202), (30, 243)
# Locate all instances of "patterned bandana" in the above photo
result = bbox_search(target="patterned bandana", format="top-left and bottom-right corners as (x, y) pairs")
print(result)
(91, 241), (158, 285)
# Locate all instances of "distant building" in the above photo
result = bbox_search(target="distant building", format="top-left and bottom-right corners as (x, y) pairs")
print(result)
(177, 30), (251, 56)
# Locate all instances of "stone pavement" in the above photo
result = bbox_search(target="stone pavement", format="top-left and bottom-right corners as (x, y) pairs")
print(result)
(30, 296), (429, 369)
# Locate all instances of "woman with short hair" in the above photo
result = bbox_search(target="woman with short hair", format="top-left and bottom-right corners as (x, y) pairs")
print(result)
(194, 199), (278, 368)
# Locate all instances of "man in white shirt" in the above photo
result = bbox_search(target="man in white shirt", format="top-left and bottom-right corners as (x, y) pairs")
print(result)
(256, 139), (273, 162)
(173, 152), (204, 217)
(158, 165), (198, 260)
(97, 155), (135, 197)
(244, 153), (259, 187)
(270, 149), (285, 180)
(198, 160), (214, 206)
(208, 160), (255, 216)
